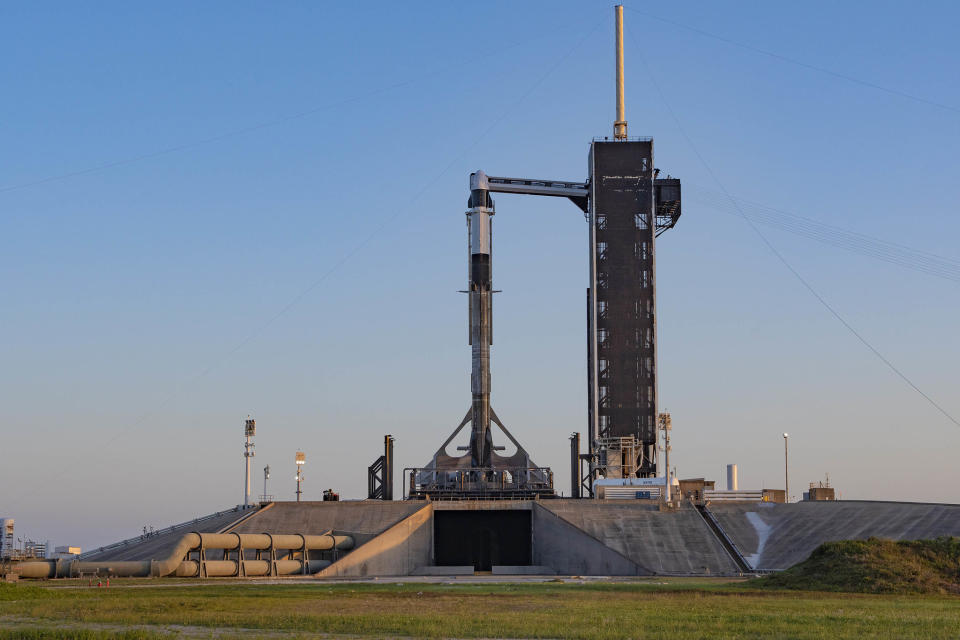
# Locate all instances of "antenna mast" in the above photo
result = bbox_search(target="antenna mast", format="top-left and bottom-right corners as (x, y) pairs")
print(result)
(614, 5), (627, 140)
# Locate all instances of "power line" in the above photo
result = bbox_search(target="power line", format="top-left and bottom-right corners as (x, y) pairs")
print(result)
(623, 5), (960, 115)
(687, 184), (960, 284)
(629, 29), (960, 429)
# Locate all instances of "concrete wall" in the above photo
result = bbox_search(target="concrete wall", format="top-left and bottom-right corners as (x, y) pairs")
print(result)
(709, 501), (960, 570)
(315, 504), (432, 577)
(77, 499), (960, 578)
(541, 500), (739, 575)
(532, 503), (646, 575)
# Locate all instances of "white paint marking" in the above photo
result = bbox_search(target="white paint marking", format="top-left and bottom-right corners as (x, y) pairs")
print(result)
(743, 511), (772, 569)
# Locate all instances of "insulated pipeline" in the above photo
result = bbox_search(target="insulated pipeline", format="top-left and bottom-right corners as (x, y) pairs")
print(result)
(10, 531), (352, 579)
(176, 559), (330, 577)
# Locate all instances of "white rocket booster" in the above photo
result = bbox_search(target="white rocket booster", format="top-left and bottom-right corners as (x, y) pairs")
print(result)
(467, 170), (494, 469)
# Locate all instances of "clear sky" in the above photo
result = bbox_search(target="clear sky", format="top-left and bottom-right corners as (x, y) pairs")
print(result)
(3, 1), (958, 550)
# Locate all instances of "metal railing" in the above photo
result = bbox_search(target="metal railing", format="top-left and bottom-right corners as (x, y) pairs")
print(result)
(405, 466), (554, 500)
(592, 136), (653, 143)
(695, 503), (753, 574)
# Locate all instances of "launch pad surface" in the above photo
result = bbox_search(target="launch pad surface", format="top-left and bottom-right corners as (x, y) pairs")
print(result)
(67, 498), (960, 579)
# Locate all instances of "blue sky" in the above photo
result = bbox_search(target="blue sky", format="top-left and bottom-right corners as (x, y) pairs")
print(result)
(2, 1), (958, 549)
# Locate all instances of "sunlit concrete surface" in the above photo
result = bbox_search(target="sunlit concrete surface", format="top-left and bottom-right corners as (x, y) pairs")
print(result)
(709, 500), (960, 570)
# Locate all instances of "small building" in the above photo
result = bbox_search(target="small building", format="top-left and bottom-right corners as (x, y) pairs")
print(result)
(762, 489), (786, 504)
(678, 478), (715, 503)
(53, 546), (82, 558)
(803, 478), (836, 501)
(809, 487), (835, 500)
(807, 486), (836, 501)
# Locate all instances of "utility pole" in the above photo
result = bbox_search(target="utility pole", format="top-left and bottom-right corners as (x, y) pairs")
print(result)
(783, 433), (789, 503)
(263, 464), (270, 502)
(243, 418), (255, 507)
(659, 413), (672, 503)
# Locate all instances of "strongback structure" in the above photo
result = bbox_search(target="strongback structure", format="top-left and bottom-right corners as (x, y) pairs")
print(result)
(407, 4), (680, 499)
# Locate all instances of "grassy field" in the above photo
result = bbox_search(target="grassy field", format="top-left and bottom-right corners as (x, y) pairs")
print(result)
(1, 578), (959, 639)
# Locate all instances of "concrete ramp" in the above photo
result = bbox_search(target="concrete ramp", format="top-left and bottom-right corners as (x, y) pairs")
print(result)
(314, 504), (432, 577)
(80, 506), (260, 562)
(532, 503), (648, 575)
(228, 501), (424, 548)
(708, 501), (960, 570)
(541, 500), (738, 575)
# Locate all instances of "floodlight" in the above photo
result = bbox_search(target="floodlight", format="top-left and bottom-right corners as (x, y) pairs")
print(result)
(245, 418), (256, 437)
(295, 451), (305, 465)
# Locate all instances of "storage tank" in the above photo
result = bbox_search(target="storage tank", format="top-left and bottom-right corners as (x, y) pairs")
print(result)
(726, 464), (738, 491)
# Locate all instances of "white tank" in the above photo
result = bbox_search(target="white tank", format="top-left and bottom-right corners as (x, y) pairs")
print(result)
(726, 464), (738, 491)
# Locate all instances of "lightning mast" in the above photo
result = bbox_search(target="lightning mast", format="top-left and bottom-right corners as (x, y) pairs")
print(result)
(614, 4), (627, 140)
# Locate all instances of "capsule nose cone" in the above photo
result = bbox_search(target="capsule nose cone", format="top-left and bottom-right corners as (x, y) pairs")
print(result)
(470, 170), (489, 191)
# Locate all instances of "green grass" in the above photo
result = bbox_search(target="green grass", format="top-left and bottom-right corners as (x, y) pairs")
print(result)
(755, 536), (960, 594)
(1, 580), (959, 639)
(0, 632), (165, 640)
(0, 582), (53, 602)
